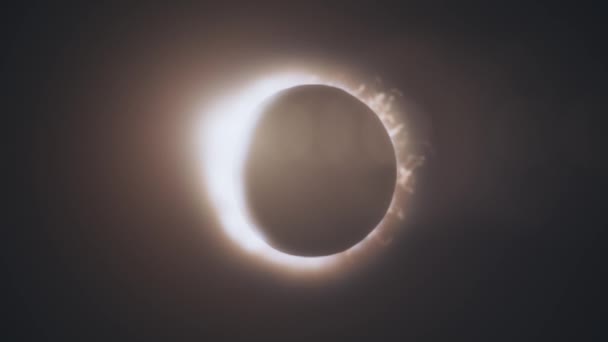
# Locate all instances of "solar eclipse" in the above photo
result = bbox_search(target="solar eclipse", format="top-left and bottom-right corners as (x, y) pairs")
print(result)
(198, 70), (420, 272)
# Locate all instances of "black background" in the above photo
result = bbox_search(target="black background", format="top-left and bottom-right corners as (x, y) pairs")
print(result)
(6, 2), (606, 340)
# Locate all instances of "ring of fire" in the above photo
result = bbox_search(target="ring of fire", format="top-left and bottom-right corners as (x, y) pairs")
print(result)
(197, 70), (418, 272)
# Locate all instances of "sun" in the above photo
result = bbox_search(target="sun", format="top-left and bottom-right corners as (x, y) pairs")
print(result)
(196, 69), (418, 273)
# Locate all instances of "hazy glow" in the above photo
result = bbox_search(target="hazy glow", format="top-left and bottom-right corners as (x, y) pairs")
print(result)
(197, 70), (418, 272)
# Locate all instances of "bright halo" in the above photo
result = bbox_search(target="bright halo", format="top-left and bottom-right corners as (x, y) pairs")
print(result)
(196, 70), (419, 272)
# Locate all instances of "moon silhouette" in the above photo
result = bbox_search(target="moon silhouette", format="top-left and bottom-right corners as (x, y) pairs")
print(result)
(244, 85), (397, 256)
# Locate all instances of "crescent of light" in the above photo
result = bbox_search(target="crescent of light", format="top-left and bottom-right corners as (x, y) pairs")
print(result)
(196, 70), (418, 273)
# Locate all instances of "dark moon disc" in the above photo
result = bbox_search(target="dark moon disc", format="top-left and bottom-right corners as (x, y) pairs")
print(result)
(244, 85), (397, 256)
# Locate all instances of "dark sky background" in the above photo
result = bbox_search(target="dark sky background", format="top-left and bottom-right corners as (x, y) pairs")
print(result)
(6, 2), (605, 341)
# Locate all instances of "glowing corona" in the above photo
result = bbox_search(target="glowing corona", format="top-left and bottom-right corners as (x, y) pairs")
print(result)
(197, 70), (418, 272)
